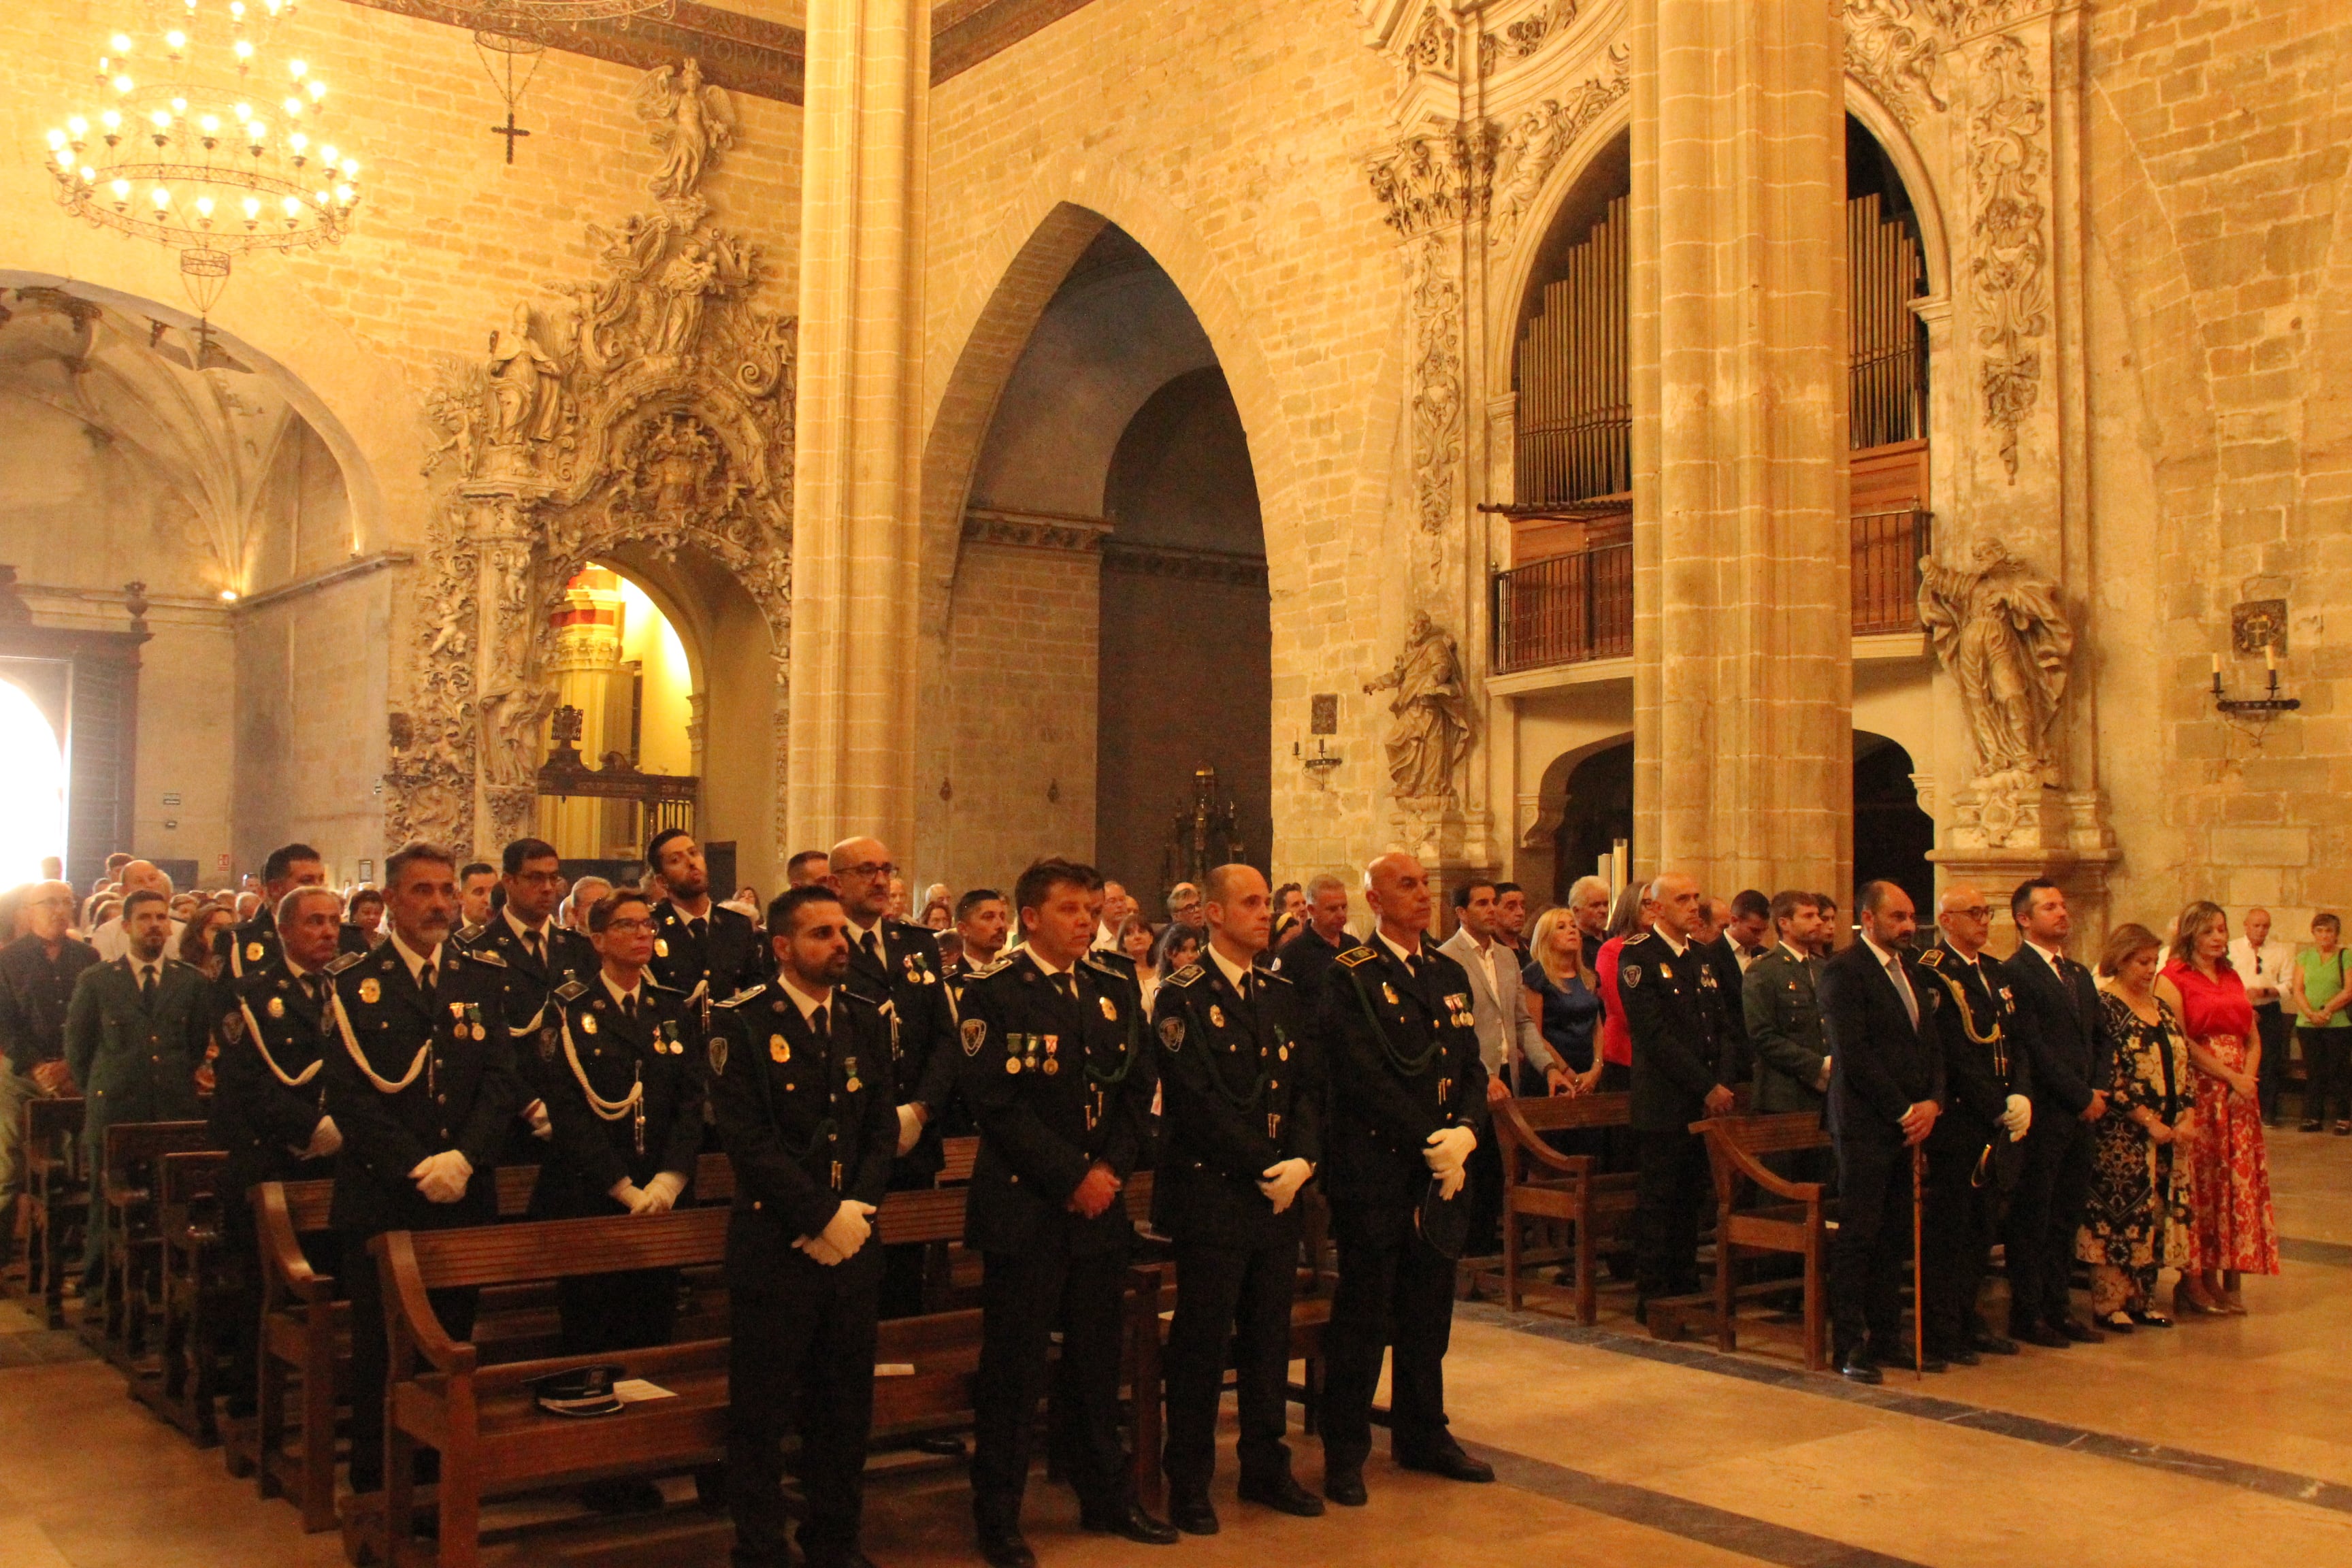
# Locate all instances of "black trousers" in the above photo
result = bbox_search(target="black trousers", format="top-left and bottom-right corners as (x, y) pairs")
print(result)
(344, 1238), (477, 1493)
(557, 1265), (680, 1356)
(1632, 1128), (1711, 1303)
(1163, 1235), (1297, 1499)
(971, 1241), (1132, 1533)
(2303, 1026), (2352, 1124)
(1921, 1132), (1997, 1354)
(2253, 1003), (2291, 1122)
(1830, 1136), (1915, 1354)
(2002, 1111), (2092, 1331)
(725, 1244), (882, 1568)
(1322, 1200), (1455, 1475)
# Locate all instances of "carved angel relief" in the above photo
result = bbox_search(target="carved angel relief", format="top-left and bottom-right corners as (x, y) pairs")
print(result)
(391, 59), (795, 858)
(1918, 537), (2072, 846)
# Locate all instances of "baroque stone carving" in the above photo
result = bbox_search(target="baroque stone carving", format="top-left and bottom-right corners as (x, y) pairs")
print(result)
(1965, 33), (2048, 481)
(1845, 0), (1947, 126)
(1918, 536), (2072, 806)
(1364, 122), (1493, 240)
(1488, 46), (1631, 247)
(1478, 0), (1579, 76)
(391, 57), (795, 859)
(1365, 611), (1473, 805)
(1407, 237), (1465, 541)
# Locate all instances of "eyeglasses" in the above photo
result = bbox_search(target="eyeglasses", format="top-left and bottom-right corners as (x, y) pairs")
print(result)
(843, 861), (898, 881)
(1952, 907), (1992, 921)
(604, 917), (655, 934)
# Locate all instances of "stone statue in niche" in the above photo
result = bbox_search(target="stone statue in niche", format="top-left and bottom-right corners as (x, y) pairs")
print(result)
(476, 678), (557, 788)
(485, 304), (565, 446)
(634, 57), (736, 201)
(1918, 536), (2073, 787)
(1365, 611), (1472, 803)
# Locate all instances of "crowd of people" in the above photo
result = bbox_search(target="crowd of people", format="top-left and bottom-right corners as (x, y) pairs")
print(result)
(0, 834), (2338, 1567)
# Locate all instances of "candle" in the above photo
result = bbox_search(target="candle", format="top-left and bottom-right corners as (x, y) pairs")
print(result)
(2265, 642), (2277, 672)
(2210, 653), (2221, 676)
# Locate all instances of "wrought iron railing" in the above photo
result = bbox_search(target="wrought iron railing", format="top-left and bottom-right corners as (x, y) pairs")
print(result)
(1851, 507), (1932, 635)
(1491, 541), (1633, 674)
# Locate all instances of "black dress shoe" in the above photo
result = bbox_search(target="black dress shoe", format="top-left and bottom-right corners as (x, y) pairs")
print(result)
(1168, 1492), (1220, 1535)
(1936, 1345), (1981, 1367)
(976, 1528), (1036, 1568)
(1396, 1441), (1494, 1484)
(2014, 1323), (2070, 1349)
(1872, 1345), (1948, 1373)
(1237, 1473), (1326, 1517)
(1324, 1469), (1368, 1507)
(1080, 1501), (1179, 1546)
(2055, 1318), (2102, 1343)
(1840, 1348), (1883, 1384)
(913, 1433), (967, 1458)
(1971, 1330), (2021, 1356)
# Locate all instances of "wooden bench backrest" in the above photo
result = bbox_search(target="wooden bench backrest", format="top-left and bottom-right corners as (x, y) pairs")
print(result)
(694, 1149), (734, 1203)
(159, 1149), (227, 1205)
(1704, 1111), (1830, 1156)
(266, 1177), (336, 1238)
(940, 1136), (979, 1183)
(103, 1120), (216, 1186)
(402, 1207), (732, 1290)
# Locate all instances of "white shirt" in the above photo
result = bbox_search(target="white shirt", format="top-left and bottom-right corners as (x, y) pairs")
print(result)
(387, 930), (445, 988)
(1092, 921), (1122, 953)
(1463, 931), (1511, 1013)
(1861, 933), (1919, 1029)
(127, 953), (165, 993)
(2023, 938), (2069, 983)
(95, 914), (188, 963)
(1650, 924), (1688, 958)
(1375, 930), (1424, 968)
(600, 971), (644, 1012)
(505, 905), (556, 955)
(1208, 943), (1254, 995)
(2229, 935), (2295, 1007)
(777, 972), (834, 1027)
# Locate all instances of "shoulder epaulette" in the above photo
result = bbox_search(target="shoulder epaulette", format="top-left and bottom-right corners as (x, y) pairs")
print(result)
(1916, 946), (1946, 968)
(323, 950), (365, 975)
(162, 956), (197, 971)
(642, 976), (681, 994)
(553, 978), (589, 1002)
(1258, 966), (1292, 986)
(713, 983), (766, 1010)
(1336, 945), (1377, 968)
(836, 984), (884, 1010)
(1622, 930), (1658, 949)
(454, 921), (486, 945)
(1163, 962), (1205, 987)
(964, 956), (1013, 981)
(464, 945), (508, 968)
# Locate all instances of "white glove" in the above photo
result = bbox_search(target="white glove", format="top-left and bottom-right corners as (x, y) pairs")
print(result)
(819, 1198), (878, 1260)
(608, 1177), (652, 1214)
(1422, 1125), (1476, 1175)
(2002, 1093), (2032, 1141)
(642, 1171), (687, 1213)
(525, 1099), (553, 1140)
(412, 1149), (473, 1204)
(1435, 1164), (1467, 1202)
(298, 1115), (342, 1159)
(1257, 1158), (1313, 1214)
(795, 1234), (847, 1266)
(896, 1102), (924, 1157)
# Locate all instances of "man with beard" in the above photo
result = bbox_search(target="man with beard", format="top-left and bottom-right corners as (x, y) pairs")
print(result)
(646, 829), (768, 1027)
(0, 879), (98, 1266)
(458, 838), (599, 1156)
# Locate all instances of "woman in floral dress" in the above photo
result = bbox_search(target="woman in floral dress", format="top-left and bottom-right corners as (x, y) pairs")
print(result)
(2082, 925), (2194, 1328)
(2161, 901), (2280, 1313)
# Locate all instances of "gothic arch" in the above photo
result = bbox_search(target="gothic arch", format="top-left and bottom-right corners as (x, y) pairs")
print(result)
(1484, 94), (1635, 391)
(1843, 80), (1953, 299)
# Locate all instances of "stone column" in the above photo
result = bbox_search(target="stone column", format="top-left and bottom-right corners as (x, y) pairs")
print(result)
(787, 0), (930, 851)
(1629, 0), (1850, 896)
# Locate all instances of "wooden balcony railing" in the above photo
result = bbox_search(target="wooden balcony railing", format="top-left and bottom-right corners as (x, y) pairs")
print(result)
(1491, 510), (1933, 676)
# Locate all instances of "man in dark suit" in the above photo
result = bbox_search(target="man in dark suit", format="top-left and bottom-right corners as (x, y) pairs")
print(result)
(1999, 878), (2114, 1348)
(0, 879), (99, 1265)
(829, 834), (961, 1318)
(646, 828), (768, 1028)
(209, 885), (346, 1424)
(707, 886), (896, 1568)
(1620, 872), (1736, 1317)
(65, 887), (214, 1288)
(960, 859), (1171, 1567)
(1152, 864), (1324, 1533)
(1317, 851), (1494, 1507)
(321, 842), (523, 1495)
(1916, 884), (2033, 1365)
(1818, 880), (1944, 1384)
(1271, 872), (1354, 996)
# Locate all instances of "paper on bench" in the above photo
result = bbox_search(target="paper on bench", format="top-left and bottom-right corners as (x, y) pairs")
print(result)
(611, 1379), (676, 1402)
(875, 1364), (915, 1377)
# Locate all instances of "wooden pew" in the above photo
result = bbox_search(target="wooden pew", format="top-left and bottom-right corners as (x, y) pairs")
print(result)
(147, 1148), (231, 1444)
(1653, 1111), (1837, 1370)
(368, 1177), (1163, 1568)
(18, 1094), (86, 1327)
(1488, 1092), (1636, 1322)
(90, 1120), (216, 1368)
(938, 1134), (979, 1183)
(246, 1149), (740, 1529)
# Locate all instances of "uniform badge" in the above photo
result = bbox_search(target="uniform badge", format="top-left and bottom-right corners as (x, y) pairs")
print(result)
(267, 996), (286, 1019)
(962, 1018), (987, 1056)
(845, 1056), (862, 1094)
(246, 941), (265, 962)
(359, 978), (381, 1004)
(1382, 983), (1401, 1005)
(1621, 964), (1642, 990)
(1278, 1043), (1290, 1061)
(222, 1011), (244, 1044)
(708, 1036), (728, 1075)
(1004, 1056), (1022, 1075)
(1099, 996), (1117, 1022)
(1159, 1017), (1185, 1052)
(654, 937), (669, 958)
(770, 1034), (790, 1064)
(583, 1013), (598, 1036)
(1209, 1004), (1226, 1028)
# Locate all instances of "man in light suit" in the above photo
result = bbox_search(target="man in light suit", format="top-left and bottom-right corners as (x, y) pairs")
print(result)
(1440, 880), (1567, 1256)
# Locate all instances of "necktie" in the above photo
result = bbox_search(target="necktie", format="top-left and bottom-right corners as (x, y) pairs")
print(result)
(303, 975), (323, 1009)
(811, 1001), (830, 1043)
(1886, 953), (1918, 1030)
(689, 917), (708, 944)
(860, 930), (881, 966)
(525, 929), (544, 966)
(1054, 973), (1078, 1006)
(419, 960), (438, 1001)
(622, 992), (638, 1023)
(140, 964), (157, 1004)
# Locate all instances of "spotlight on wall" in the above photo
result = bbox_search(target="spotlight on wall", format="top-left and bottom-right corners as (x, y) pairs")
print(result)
(218, 589), (240, 602)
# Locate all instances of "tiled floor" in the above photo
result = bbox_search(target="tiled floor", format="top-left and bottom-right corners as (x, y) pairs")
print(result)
(3, 1132), (2347, 1567)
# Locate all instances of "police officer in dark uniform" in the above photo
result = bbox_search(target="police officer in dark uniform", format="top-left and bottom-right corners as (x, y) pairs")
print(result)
(1916, 883), (2032, 1364)
(210, 886), (346, 1426)
(961, 859), (1171, 1567)
(706, 885), (896, 1568)
(212, 843), (368, 1026)
(645, 828), (766, 1029)
(321, 842), (522, 1496)
(455, 838), (598, 1158)
(1317, 851), (1493, 1508)
(1152, 864), (1324, 1533)
(830, 836), (962, 1316)
(531, 887), (704, 1352)
(1618, 872), (1737, 1318)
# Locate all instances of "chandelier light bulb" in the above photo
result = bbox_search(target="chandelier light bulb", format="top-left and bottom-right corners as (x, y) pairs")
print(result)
(289, 59), (306, 77)
(283, 96), (301, 116)
(48, 128), (67, 148)
(111, 177), (131, 200)
(307, 81), (325, 102)
(234, 39), (254, 63)
(195, 194), (215, 216)
(233, 101), (251, 121)
(280, 194), (300, 216)
(152, 186), (172, 211)
(113, 74), (135, 93)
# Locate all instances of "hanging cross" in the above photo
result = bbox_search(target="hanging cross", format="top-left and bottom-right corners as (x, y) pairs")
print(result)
(490, 110), (530, 163)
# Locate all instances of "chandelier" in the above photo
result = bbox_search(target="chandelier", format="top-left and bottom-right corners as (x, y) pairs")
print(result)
(42, 1), (361, 316)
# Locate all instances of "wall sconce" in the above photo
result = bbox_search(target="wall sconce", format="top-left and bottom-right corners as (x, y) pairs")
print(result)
(2210, 646), (2298, 740)
(1300, 691), (1341, 777)
(1295, 737), (1342, 776)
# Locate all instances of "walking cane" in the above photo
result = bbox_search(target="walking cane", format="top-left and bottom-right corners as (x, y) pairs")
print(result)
(1911, 1141), (1927, 1383)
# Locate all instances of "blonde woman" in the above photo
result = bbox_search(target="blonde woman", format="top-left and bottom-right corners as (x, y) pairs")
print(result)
(2084, 925), (2194, 1329)
(1522, 907), (1602, 1096)
(2163, 901), (2278, 1313)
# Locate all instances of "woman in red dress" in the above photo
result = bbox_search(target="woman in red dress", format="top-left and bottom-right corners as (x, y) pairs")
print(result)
(2161, 901), (2279, 1313)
